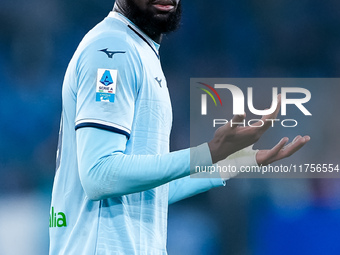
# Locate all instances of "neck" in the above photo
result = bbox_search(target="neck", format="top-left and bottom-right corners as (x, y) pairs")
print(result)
(113, 3), (163, 43)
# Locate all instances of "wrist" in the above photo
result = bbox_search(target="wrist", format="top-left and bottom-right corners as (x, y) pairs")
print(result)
(208, 140), (223, 164)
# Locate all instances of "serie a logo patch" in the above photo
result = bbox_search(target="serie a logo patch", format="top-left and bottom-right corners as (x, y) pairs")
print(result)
(96, 68), (118, 102)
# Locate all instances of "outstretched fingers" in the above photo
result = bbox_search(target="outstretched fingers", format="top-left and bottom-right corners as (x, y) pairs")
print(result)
(267, 137), (289, 157)
(280, 135), (310, 158)
(256, 135), (310, 165)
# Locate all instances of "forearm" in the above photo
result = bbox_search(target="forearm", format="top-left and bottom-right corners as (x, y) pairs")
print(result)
(168, 146), (258, 204)
(217, 145), (258, 180)
(82, 150), (190, 200)
(76, 128), (212, 200)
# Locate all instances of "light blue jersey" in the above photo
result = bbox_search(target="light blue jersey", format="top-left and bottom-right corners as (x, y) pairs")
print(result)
(49, 12), (234, 255)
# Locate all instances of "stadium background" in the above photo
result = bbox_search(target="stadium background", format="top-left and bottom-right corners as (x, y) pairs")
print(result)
(1, 0), (340, 254)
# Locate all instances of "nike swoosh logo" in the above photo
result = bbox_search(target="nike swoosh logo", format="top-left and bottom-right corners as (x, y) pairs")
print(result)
(99, 48), (126, 58)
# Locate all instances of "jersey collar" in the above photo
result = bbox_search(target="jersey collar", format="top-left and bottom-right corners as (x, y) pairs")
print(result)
(108, 11), (160, 58)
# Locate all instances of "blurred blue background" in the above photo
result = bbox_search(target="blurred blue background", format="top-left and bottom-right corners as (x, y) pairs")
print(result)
(1, 0), (340, 254)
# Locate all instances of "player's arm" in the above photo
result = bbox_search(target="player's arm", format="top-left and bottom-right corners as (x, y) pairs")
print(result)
(78, 106), (308, 201)
(77, 127), (212, 200)
(77, 128), (256, 202)
(167, 98), (310, 204)
(167, 133), (310, 204)
(167, 146), (257, 204)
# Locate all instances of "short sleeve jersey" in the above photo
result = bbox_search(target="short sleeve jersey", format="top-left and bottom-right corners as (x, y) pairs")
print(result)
(49, 12), (173, 254)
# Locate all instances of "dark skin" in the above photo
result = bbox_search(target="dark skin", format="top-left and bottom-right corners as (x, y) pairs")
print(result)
(113, 1), (310, 168)
(208, 96), (310, 167)
(113, 0), (181, 43)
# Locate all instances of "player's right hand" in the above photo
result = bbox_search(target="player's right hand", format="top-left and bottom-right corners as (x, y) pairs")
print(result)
(208, 95), (281, 164)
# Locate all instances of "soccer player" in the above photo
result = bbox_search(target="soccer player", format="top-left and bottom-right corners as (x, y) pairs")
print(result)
(49, 0), (310, 254)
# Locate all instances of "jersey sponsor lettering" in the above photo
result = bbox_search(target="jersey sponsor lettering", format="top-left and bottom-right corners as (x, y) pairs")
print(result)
(49, 207), (67, 228)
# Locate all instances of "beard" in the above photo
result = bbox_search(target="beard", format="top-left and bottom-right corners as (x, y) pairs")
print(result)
(126, 0), (182, 37)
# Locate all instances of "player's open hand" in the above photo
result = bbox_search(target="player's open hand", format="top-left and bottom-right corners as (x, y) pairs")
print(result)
(208, 96), (281, 164)
(256, 135), (310, 166)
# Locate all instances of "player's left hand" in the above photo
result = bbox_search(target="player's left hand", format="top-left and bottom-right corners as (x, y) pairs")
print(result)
(256, 135), (310, 166)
